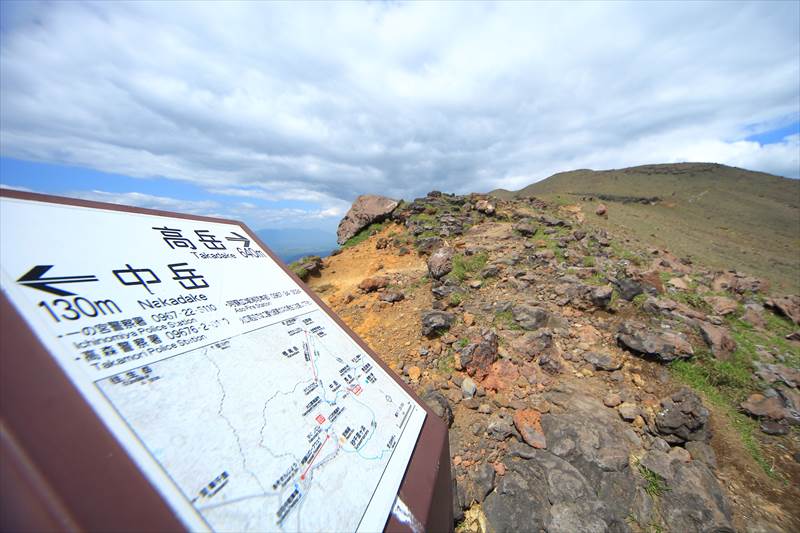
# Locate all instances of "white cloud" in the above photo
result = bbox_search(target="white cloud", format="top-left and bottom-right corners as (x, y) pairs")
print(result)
(1, 0), (798, 208)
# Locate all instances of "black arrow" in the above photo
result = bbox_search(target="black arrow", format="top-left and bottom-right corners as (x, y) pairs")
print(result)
(17, 265), (99, 296)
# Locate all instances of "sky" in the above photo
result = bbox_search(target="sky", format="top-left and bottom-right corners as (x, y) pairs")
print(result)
(1, 1), (798, 232)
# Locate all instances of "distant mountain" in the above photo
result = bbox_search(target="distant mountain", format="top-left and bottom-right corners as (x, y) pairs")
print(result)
(491, 162), (800, 290)
(255, 227), (337, 263)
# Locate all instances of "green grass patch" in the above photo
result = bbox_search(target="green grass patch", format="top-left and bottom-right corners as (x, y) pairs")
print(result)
(456, 338), (470, 349)
(410, 212), (437, 225)
(287, 255), (321, 280)
(585, 272), (607, 286)
(582, 255), (596, 267)
(727, 314), (800, 369)
(494, 309), (522, 331)
(405, 275), (430, 292)
(637, 462), (669, 497)
(670, 358), (775, 477)
(670, 290), (709, 311)
(449, 292), (465, 306)
(447, 253), (489, 283)
(342, 222), (386, 248)
(437, 351), (455, 374)
(632, 293), (649, 308)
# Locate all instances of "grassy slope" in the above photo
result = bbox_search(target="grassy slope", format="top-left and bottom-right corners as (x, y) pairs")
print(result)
(491, 163), (800, 292)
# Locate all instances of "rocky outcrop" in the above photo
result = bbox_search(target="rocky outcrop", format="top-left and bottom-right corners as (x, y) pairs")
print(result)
(336, 194), (399, 244)
(512, 304), (568, 331)
(617, 321), (693, 362)
(765, 295), (800, 325)
(655, 389), (710, 444)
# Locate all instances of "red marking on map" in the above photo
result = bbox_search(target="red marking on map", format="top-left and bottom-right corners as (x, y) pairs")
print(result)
(301, 434), (330, 480)
(315, 414), (326, 425)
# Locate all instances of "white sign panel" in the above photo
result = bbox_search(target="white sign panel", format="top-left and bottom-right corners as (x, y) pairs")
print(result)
(0, 195), (425, 532)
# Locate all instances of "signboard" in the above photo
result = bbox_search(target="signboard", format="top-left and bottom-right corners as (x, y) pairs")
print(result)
(0, 191), (437, 532)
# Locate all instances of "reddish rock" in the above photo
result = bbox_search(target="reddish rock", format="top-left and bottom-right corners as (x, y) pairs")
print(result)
(712, 271), (769, 294)
(461, 330), (499, 379)
(765, 295), (800, 325)
(481, 360), (520, 392)
(595, 204), (607, 216)
(740, 394), (787, 420)
(699, 322), (737, 360)
(358, 276), (389, 292)
(513, 409), (547, 449)
(703, 296), (739, 316)
(741, 304), (766, 329)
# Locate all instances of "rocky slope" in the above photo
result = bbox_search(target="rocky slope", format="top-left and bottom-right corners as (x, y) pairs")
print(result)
(491, 163), (800, 293)
(298, 191), (800, 532)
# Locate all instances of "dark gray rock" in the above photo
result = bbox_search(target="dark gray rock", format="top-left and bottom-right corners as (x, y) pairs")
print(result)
(639, 449), (675, 481)
(613, 277), (644, 301)
(660, 461), (734, 532)
(537, 215), (570, 227)
(512, 304), (567, 331)
(655, 388), (710, 444)
(685, 441), (718, 469)
(512, 219), (538, 236)
(483, 450), (611, 533)
(487, 412), (515, 441)
(420, 310), (454, 337)
(378, 291), (404, 303)
(462, 462), (495, 506)
(415, 236), (444, 255)
(452, 475), (464, 522)
(583, 351), (622, 371)
(617, 321), (694, 363)
(421, 390), (453, 427)
(590, 284), (614, 308)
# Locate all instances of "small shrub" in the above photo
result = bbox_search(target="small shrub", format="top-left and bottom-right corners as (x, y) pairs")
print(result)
(448, 253), (489, 283)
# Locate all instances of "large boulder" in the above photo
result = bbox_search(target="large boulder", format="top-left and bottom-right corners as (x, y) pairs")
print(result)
(617, 321), (693, 363)
(336, 195), (399, 244)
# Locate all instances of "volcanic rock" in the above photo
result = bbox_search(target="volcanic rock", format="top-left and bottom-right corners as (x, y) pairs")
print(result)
(420, 310), (455, 337)
(427, 246), (455, 280)
(698, 322), (737, 360)
(617, 321), (693, 363)
(336, 194), (398, 244)
(655, 388), (710, 444)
